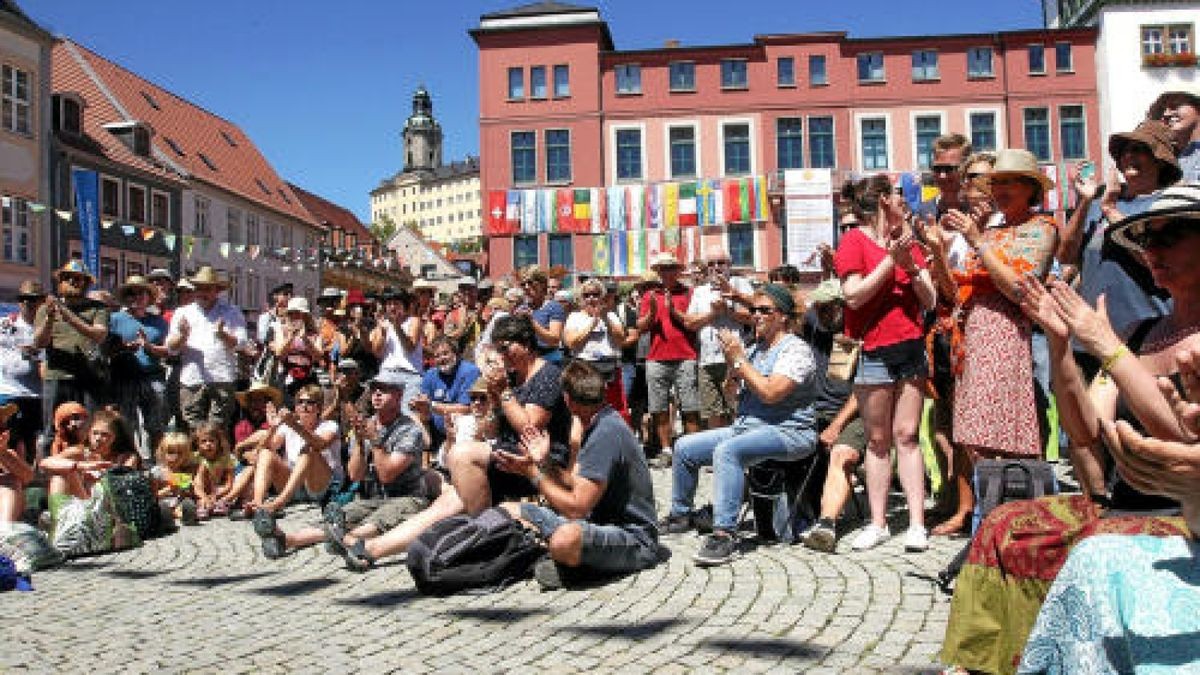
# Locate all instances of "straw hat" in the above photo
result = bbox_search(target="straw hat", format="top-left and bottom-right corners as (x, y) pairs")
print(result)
(53, 260), (95, 285)
(189, 266), (228, 289)
(1108, 119), (1183, 185)
(16, 280), (45, 300)
(457, 276), (477, 288)
(469, 377), (489, 396)
(807, 278), (844, 306)
(117, 275), (155, 300)
(984, 149), (1054, 196)
(1146, 85), (1200, 122)
(1107, 183), (1200, 252)
(147, 268), (172, 282)
(650, 251), (682, 269)
(235, 381), (282, 408)
(412, 278), (436, 292)
(285, 297), (311, 315)
(176, 279), (196, 292)
(638, 270), (662, 286)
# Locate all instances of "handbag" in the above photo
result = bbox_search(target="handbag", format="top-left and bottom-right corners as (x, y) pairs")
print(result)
(102, 467), (164, 540)
(973, 458), (1058, 522)
(826, 334), (861, 382)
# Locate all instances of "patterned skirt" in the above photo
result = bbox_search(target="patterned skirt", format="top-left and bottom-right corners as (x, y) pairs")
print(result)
(940, 495), (1187, 675)
(954, 293), (1041, 456)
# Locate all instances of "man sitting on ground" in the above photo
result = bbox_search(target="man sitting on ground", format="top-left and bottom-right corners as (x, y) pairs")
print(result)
(494, 361), (660, 590)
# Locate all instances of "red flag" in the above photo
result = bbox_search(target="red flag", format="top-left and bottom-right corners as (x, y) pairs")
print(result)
(486, 190), (507, 236)
(724, 180), (742, 224)
(556, 189), (575, 232)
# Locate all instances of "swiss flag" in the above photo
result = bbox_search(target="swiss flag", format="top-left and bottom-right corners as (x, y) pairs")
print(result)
(486, 190), (507, 236)
(556, 188), (576, 233)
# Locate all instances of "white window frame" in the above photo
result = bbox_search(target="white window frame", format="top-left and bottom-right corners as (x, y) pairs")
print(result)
(615, 64), (642, 95)
(609, 122), (647, 184)
(967, 46), (995, 78)
(963, 107), (1005, 152)
(717, 117), (757, 178)
(909, 111), (946, 170)
(1, 195), (32, 265)
(193, 195), (210, 236)
(664, 120), (702, 179)
(854, 112), (893, 172)
(1, 63), (31, 135)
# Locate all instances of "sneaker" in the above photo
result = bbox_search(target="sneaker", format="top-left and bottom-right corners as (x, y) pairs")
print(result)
(693, 530), (739, 567)
(649, 451), (673, 469)
(850, 523), (891, 551)
(322, 502), (347, 554)
(252, 509), (287, 559)
(801, 519), (838, 553)
(903, 525), (929, 552)
(533, 555), (566, 591)
(179, 498), (199, 526)
(261, 532), (287, 560)
(691, 504), (714, 535)
(659, 512), (693, 535)
(252, 508), (278, 539)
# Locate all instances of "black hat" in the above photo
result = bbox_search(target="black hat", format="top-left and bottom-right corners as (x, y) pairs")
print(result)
(269, 282), (294, 297)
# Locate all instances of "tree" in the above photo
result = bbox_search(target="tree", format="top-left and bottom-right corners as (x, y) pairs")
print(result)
(370, 214), (399, 245)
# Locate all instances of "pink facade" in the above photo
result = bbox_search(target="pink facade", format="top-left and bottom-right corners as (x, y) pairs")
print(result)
(474, 8), (1100, 280)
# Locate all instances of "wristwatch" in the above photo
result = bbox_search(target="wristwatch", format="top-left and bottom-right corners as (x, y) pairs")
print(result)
(731, 358), (746, 372)
(499, 389), (515, 403)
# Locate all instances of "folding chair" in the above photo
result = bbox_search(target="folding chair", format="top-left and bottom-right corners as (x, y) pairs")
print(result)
(741, 452), (829, 543)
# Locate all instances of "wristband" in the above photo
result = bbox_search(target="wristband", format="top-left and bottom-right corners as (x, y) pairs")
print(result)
(1100, 345), (1130, 376)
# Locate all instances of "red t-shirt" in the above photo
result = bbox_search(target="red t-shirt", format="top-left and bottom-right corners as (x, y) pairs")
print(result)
(638, 284), (698, 362)
(833, 227), (928, 350)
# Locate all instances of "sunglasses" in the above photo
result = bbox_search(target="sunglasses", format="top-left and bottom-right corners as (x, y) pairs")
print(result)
(581, 292), (602, 299)
(1131, 220), (1198, 249)
(707, 260), (731, 267)
(749, 305), (778, 316)
(469, 394), (489, 403)
(294, 398), (321, 407)
(61, 275), (87, 285)
(966, 172), (987, 181)
(931, 164), (959, 175)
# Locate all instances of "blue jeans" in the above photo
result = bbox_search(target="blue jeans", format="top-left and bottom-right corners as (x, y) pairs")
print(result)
(670, 424), (817, 531)
(620, 363), (636, 404)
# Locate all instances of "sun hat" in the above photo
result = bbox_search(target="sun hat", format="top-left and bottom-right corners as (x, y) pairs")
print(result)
(235, 381), (282, 408)
(117, 275), (155, 299)
(478, 279), (495, 291)
(16, 280), (45, 300)
(336, 358), (360, 372)
(1107, 183), (1200, 252)
(650, 251), (682, 269)
(457, 276), (477, 287)
(285, 297), (311, 315)
(53, 260), (95, 285)
(268, 282), (294, 297)
(412, 278), (437, 292)
(469, 377), (489, 396)
(984, 149), (1054, 196)
(319, 287), (344, 302)
(1108, 119), (1182, 185)
(369, 369), (409, 390)
(147, 268), (172, 281)
(520, 265), (548, 285)
(189, 266), (228, 289)
(176, 279), (195, 292)
(807, 278), (844, 306)
(486, 297), (511, 312)
(343, 288), (368, 307)
(1146, 85), (1200, 122)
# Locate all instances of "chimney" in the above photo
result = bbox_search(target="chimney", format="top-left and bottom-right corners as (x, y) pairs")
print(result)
(664, 39), (680, 48)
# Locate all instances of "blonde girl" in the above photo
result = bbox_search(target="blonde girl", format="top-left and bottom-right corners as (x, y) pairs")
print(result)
(192, 422), (236, 518)
(151, 431), (198, 525)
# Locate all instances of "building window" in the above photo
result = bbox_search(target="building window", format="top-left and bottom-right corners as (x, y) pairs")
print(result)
(1059, 105), (1086, 160)
(669, 126), (697, 178)
(717, 59), (746, 90)
(809, 55), (828, 85)
(1028, 44), (1046, 74)
(728, 223), (754, 265)
(246, 213), (259, 244)
(194, 196), (210, 236)
(615, 128), (642, 181)
(227, 206), (242, 244)
(857, 53), (885, 82)
(150, 191), (169, 229)
(511, 131), (536, 185)
(126, 261), (144, 279)
(100, 257), (118, 291)
(1, 65), (30, 134)
(1024, 108), (1051, 161)
(58, 97), (81, 135)
(860, 118), (889, 170)
(1169, 25), (1193, 54)
(1, 197), (31, 264)
(1142, 24), (1194, 58)
(777, 118), (804, 170)
(545, 129), (571, 183)
(723, 123), (751, 176)
(128, 184), (147, 224)
(100, 176), (121, 219)
(615, 64), (641, 94)
(530, 66), (547, 99)
(969, 111), (997, 151)
(669, 62), (695, 91)
(514, 235), (539, 269)
(553, 65), (570, 97)
(912, 50), (939, 81)
(809, 116), (835, 169)
(777, 57), (795, 87)
(914, 115), (942, 169)
(1055, 42), (1073, 72)
(507, 67), (524, 99)
(548, 234), (572, 271)
(968, 46), (994, 77)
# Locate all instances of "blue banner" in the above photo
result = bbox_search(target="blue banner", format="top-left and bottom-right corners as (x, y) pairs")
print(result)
(71, 168), (100, 280)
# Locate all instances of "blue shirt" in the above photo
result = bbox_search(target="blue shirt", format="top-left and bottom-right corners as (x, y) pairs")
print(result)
(109, 310), (168, 376)
(420, 360), (482, 434)
(531, 300), (566, 350)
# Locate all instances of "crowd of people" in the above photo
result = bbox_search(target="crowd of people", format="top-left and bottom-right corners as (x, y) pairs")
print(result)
(1, 85), (1199, 671)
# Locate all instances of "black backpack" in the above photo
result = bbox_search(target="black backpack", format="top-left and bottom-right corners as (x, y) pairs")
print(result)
(406, 507), (545, 596)
(103, 467), (165, 541)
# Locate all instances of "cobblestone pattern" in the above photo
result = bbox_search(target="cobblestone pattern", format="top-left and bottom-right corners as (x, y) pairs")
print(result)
(1, 469), (956, 674)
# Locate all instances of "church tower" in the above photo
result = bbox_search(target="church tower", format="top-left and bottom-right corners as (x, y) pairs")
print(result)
(403, 86), (443, 173)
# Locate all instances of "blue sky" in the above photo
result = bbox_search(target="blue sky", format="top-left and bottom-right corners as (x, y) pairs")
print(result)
(26, 1), (1046, 222)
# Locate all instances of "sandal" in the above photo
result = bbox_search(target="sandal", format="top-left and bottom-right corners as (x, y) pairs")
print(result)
(212, 501), (230, 518)
(196, 505), (211, 521)
(324, 519), (374, 572)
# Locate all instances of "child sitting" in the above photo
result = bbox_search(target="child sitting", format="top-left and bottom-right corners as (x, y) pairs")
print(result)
(192, 422), (237, 519)
(150, 432), (198, 526)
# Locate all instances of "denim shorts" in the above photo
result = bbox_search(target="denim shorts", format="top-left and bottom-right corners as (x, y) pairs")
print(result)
(854, 338), (927, 386)
(519, 503), (659, 574)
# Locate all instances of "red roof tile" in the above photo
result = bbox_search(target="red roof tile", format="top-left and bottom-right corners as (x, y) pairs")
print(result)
(288, 183), (373, 242)
(54, 39), (317, 227)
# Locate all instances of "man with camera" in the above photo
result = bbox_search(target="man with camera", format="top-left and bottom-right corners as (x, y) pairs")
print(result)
(684, 246), (754, 431)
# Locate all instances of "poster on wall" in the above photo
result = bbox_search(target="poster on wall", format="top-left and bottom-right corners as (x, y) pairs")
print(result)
(783, 168), (834, 272)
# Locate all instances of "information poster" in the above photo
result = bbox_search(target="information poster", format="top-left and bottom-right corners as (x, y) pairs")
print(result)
(783, 168), (834, 272)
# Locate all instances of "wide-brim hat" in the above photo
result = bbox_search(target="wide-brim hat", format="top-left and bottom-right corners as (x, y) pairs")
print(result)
(53, 260), (95, 285)
(650, 251), (682, 269)
(285, 297), (311, 315)
(520, 265), (548, 285)
(1147, 85), (1200, 122)
(478, 279), (495, 291)
(117, 275), (155, 299)
(369, 369), (409, 390)
(1108, 119), (1183, 185)
(16, 280), (45, 300)
(235, 381), (282, 408)
(807, 278), (844, 306)
(176, 279), (196, 292)
(412, 279), (436, 292)
(468, 378), (489, 396)
(1107, 183), (1200, 252)
(984, 149), (1054, 196)
(189, 266), (229, 289)
(457, 276), (477, 288)
(319, 287), (343, 302)
(638, 270), (662, 286)
(147, 268), (172, 282)
(343, 288), (368, 307)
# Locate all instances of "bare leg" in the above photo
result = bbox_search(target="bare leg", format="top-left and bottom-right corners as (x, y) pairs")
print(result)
(357, 488), (465, 562)
(282, 525), (329, 551)
(932, 444), (976, 536)
(856, 384), (896, 528)
(892, 379), (927, 530)
(818, 446), (862, 521)
(251, 452), (290, 509)
(265, 452), (331, 513)
(0, 485), (24, 523)
(681, 412), (701, 436)
(653, 411), (672, 451)
(227, 467), (256, 505)
(48, 473), (88, 500)
(448, 441), (493, 516)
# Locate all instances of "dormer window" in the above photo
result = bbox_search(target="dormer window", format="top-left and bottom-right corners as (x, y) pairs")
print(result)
(52, 93), (85, 136)
(102, 120), (154, 157)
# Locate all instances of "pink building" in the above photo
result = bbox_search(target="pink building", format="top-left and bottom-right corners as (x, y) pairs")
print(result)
(472, 2), (1100, 280)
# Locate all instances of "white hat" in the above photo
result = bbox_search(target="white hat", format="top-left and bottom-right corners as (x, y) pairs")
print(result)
(285, 297), (311, 314)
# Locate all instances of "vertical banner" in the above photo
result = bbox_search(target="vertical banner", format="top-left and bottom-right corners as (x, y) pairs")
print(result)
(662, 226), (683, 261)
(712, 178), (726, 226)
(610, 230), (627, 276)
(556, 188), (574, 232)
(608, 187), (625, 231)
(539, 189), (555, 233)
(627, 230), (646, 275)
(783, 168), (835, 272)
(678, 182), (698, 227)
(487, 190), (506, 235)
(683, 226), (701, 264)
(591, 187), (606, 233)
(645, 184), (662, 230)
(573, 189), (591, 233)
(522, 189), (538, 234)
(755, 175), (770, 222)
(664, 182), (679, 229)
(71, 168), (101, 277)
(505, 190), (521, 234)
(1040, 164), (1061, 212)
(627, 185), (645, 230)
(592, 233), (611, 275)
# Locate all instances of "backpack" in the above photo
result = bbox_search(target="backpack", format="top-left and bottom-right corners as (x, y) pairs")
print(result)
(406, 507), (545, 596)
(102, 467), (165, 541)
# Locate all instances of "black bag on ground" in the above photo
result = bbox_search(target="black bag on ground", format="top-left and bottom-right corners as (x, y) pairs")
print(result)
(406, 507), (545, 596)
(936, 459), (1057, 594)
(102, 467), (164, 541)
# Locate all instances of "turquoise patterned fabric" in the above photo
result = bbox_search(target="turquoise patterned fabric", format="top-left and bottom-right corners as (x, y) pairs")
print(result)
(1019, 534), (1200, 674)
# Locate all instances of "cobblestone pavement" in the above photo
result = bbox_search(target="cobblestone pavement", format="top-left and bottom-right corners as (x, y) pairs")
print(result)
(2, 468), (959, 674)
